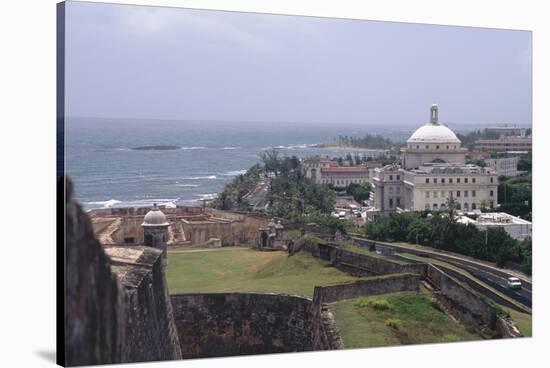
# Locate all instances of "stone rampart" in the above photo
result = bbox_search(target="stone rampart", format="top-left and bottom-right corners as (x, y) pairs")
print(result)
(426, 264), (496, 328)
(106, 246), (182, 362)
(170, 293), (317, 358)
(304, 240), (426, 277)
(313, 274), (421, 304)
(64, 177), (182, 366)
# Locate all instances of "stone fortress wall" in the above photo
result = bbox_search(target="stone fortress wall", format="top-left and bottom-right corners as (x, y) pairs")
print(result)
(64, 179), (182, 366)
(66, 189), (523, 365)
(171, 293), (318, 359)
(303, 238), (523, 338)
(90, 206), (271, 247)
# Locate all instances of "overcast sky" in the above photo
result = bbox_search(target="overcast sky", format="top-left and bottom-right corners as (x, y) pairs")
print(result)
(65, 1), (532, 126)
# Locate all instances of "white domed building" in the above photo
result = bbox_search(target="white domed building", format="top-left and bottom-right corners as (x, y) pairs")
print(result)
(370, 105), (498, 218)
(401, 105), (467, 170)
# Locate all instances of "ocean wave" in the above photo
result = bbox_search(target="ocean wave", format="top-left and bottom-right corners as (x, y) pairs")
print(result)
(196, 193), (218, 201)
(222, 146), (239, 150)
(222, 169), (247, 176)
(175, 184), (200, 188)
(264, 143), (318, 150)
(86, 199), (122, 208)
(180, 146), (206, 150)
(181, 175), (217, 180)
(85, 198), (179, 210)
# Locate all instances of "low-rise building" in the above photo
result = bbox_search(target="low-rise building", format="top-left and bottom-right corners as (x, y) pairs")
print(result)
(457, 212), (532, 240)
(485, 126), (528, 137)
(319, 166), (370, 187)
(301, 156), (370, 186)
(474, 136), (532, 152)
(301, 156), (333, 183)
(484, 156), (519, 177)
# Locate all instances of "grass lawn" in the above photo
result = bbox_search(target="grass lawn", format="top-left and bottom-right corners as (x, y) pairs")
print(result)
(502, 307), (532, 337)
(333, 288), (480, 349)
(166, 247), (360, 297)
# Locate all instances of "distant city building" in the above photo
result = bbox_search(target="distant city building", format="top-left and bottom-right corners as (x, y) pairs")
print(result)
(319, 167), (370, 186)
(485, 126), (528, 137)
(301, 156), (333, 183)
(369, 105), (498, 219)
(457, 212), (532, 240)
(300, 156), (370, 186)
(474, 136), (532, 152)
(467, 151), (491, 160)
(484, 156), (520, 177)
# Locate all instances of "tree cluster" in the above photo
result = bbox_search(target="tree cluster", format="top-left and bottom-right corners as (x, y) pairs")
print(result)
(346, 182), (373, 202)
(497, 175), (532, 221)
(212, 164), (263, 211)
(335, 134), (399, 149)
(456, 129), (500, 151)
(363, 198), (531, 274)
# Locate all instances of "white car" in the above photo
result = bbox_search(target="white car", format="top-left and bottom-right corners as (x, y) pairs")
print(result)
(506, 277), (522, 290)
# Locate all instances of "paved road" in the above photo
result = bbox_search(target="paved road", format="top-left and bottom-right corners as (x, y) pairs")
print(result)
(351, 235), (532, 310)
(392, 253), (530, 312)
(244, 180), (270, 210)
(444, 259), (532, 308)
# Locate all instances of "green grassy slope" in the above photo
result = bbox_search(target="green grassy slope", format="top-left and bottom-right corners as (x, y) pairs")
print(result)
(166, 248), (359, 297)
(333, 288), (480, 348)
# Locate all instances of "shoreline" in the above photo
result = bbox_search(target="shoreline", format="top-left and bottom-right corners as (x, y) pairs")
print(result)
(313, 144), (392, 153)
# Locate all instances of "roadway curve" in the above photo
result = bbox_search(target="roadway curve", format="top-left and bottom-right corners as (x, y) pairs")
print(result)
(350, 235), (532, 311)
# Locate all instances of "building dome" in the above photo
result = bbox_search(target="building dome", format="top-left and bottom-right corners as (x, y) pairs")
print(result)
(407, 104), (461, 144)
(407, 124), (461, 144)
(142, 204), (169, 227)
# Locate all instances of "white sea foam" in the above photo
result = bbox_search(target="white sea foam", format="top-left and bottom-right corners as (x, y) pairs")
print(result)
(180, 146), (206, 150)
(223, 169), (247, 176)
(222, 146), (239, 150)
(197, 193), (218, 201)
(182, 175), (217, 180)
(264, 143), (317, 150)
(85, 198), (179, 210)
(86, 199), (122, 208)
(175, 184), (200, 188)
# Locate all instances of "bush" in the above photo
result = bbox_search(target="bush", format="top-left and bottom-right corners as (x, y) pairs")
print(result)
(353, 297), (391, 311)
(385, 318), (401, 330)
(367, 298), (391, 311)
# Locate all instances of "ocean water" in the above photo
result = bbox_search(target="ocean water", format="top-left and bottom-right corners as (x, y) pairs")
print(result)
(65, 118), (412, 210)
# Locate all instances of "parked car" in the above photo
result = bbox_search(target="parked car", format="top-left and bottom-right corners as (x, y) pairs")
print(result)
(506, 277), (522, 290)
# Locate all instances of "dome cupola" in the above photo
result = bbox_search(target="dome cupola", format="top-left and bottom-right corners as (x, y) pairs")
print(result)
(142, 203), (169, 227)
(407, 104), (461, 144)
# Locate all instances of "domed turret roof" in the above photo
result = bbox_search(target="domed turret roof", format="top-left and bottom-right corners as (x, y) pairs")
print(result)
(407, 124), (461, 143)
(142, 204), (169, 227)
(407, 104), (461, 144)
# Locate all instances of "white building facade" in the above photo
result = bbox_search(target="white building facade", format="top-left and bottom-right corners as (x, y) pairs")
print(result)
(301, 156), (370, 186)
(370, 105), (498, 217)
(484, 157), (520, 177)
(457, 212), (532, 240)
